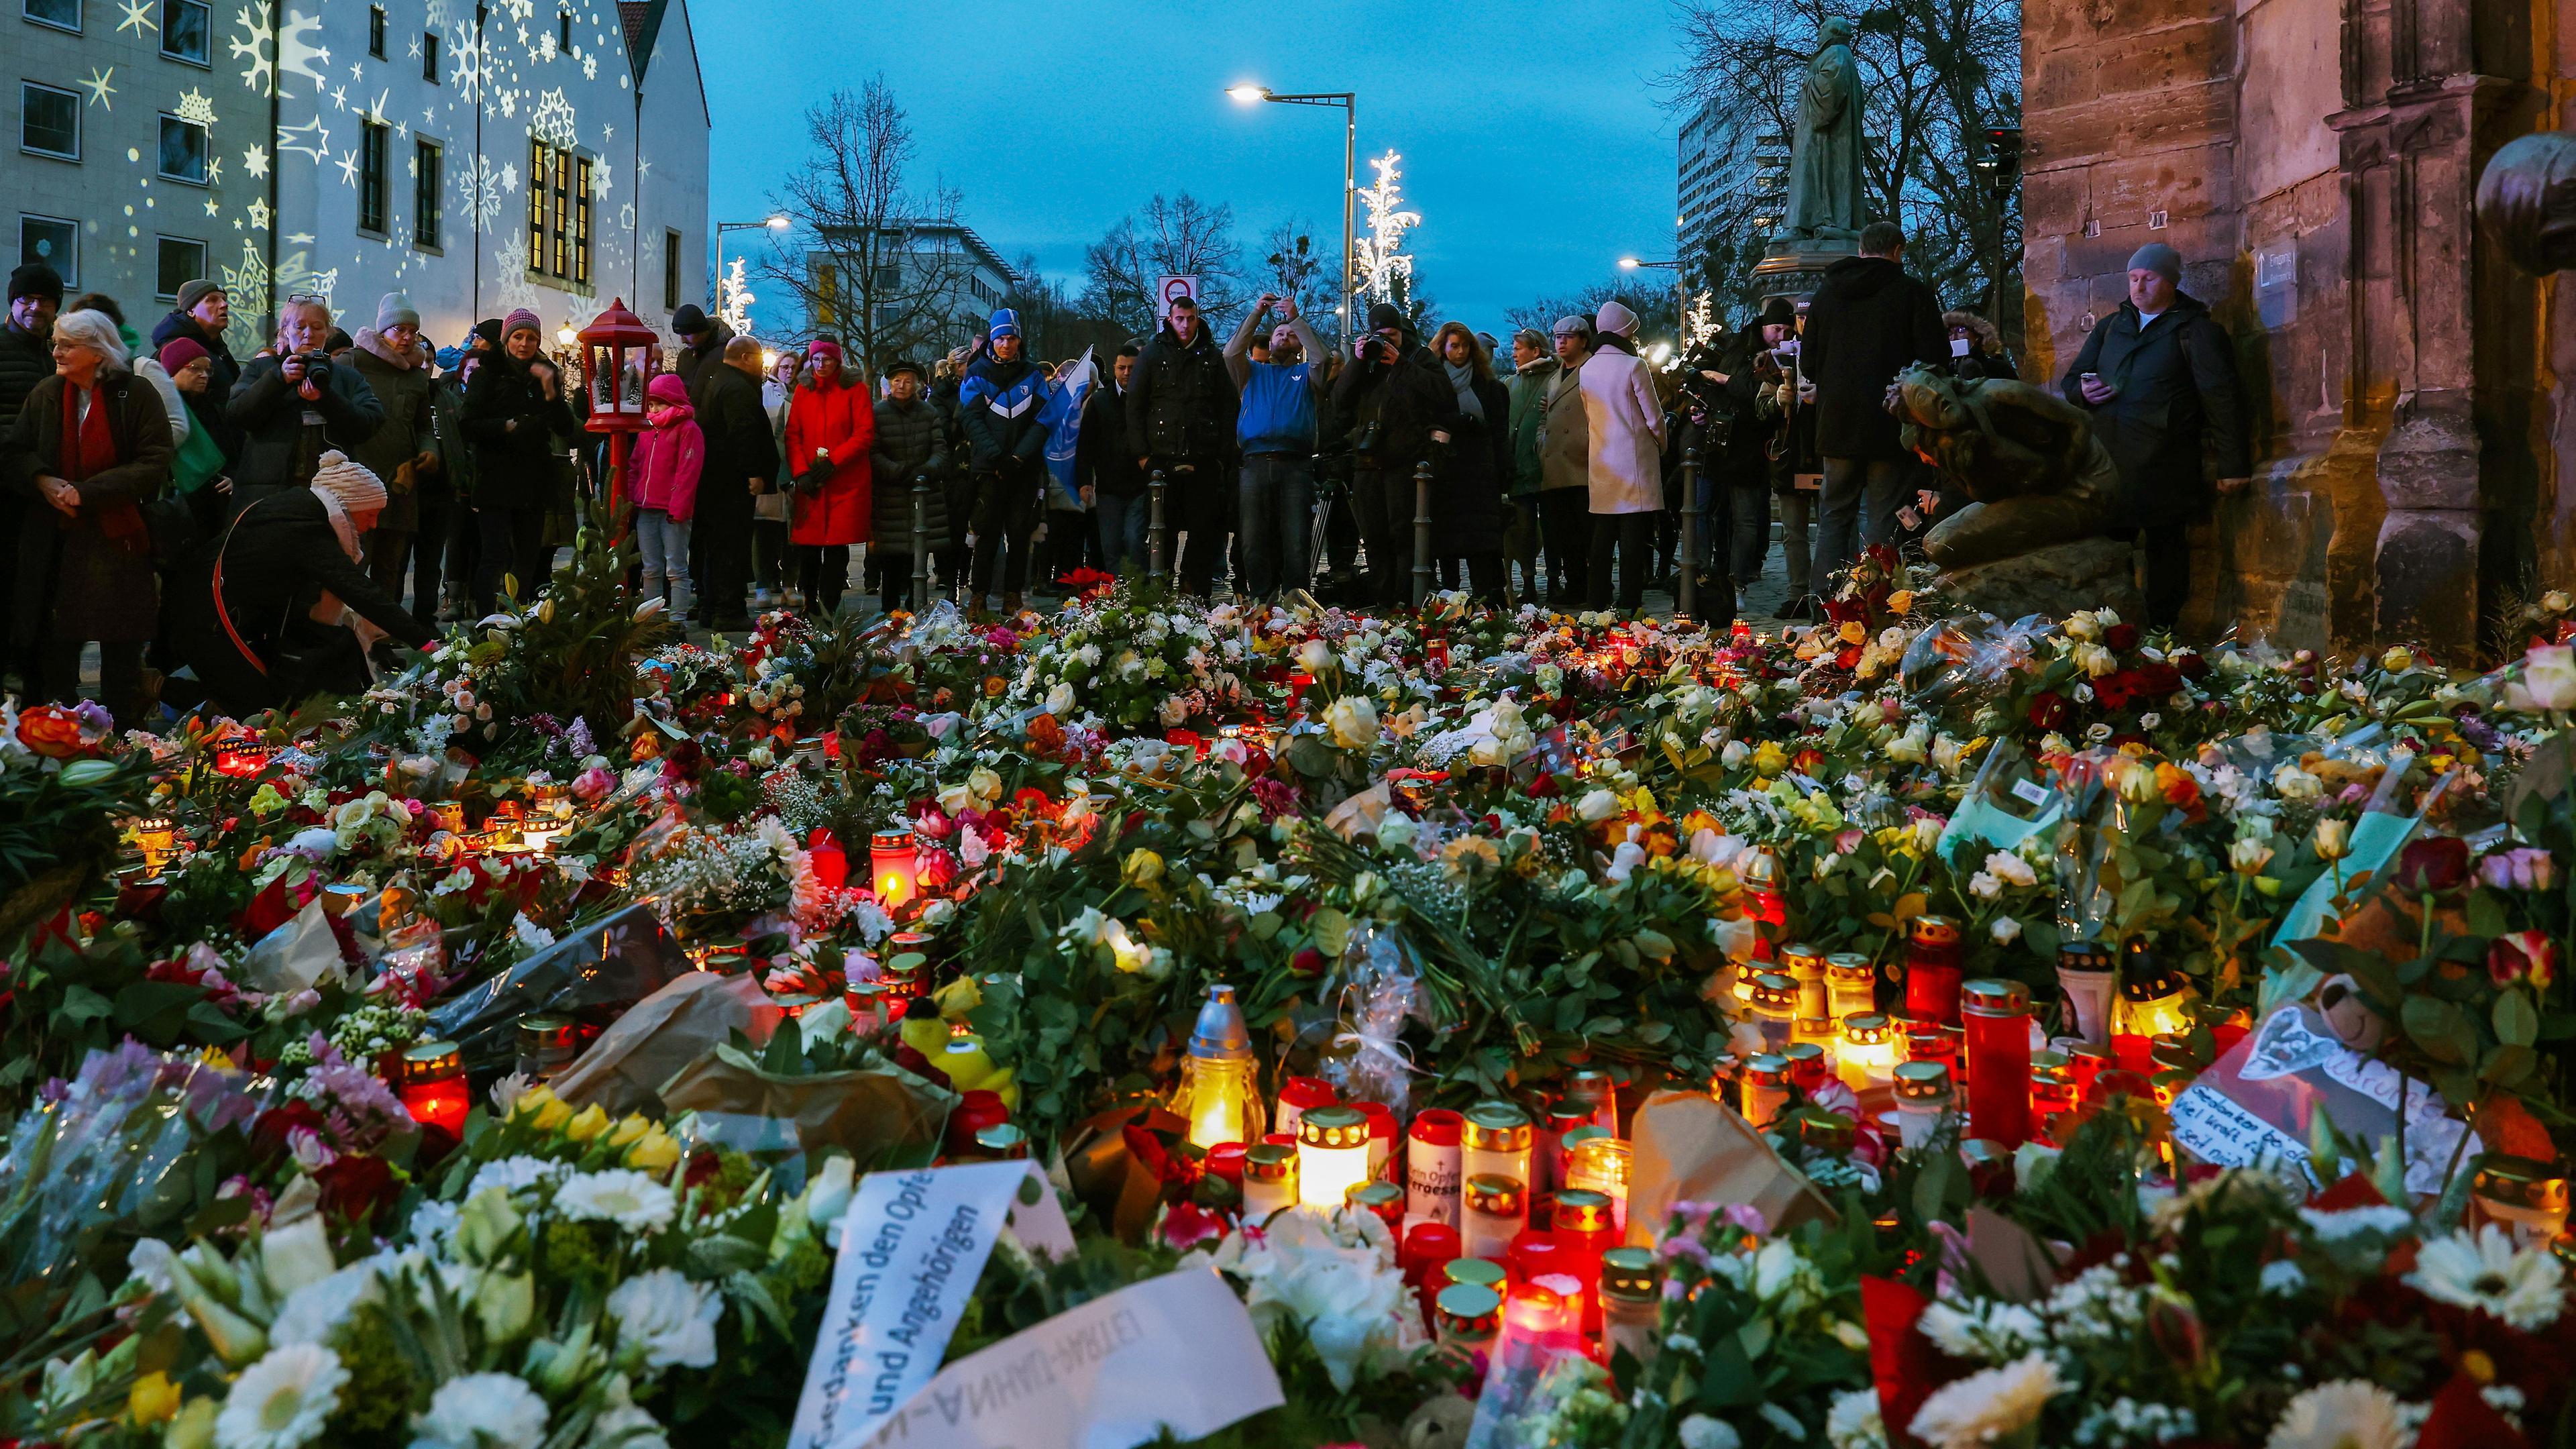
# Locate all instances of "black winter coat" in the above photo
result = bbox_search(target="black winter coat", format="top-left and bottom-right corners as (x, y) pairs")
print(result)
(0, 323), (54, 423)
(1077, 382), (1142, 498)
(1126, 322), (1238, 462)
(670, 322), (735, 413)
(1800, 255), (1946, 460)
(2059, 292), (2249, 527)
(150, 309), (244, 413)
(1428, 371), (1512, 556)
(870, 394), (953, 551)
(225, 353), (388, 493)
(459, 354), (577, 511)
(174, 487), (433, 713)
(696, 362), (776, 527)
(1330, 340), (1452, 472)
(1711, 322), (1784, 488)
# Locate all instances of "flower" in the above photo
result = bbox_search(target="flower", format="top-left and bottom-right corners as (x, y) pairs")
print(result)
(2312, 818), (2350, 861)
(1678, 1415), (1742, 1449)
(2390, 837), (2469, 896)
(1990, 915), (2022, 945)
(1826, 1388), (1887, 1449)
(1324, 694), (1379, 749)
(1209, 1210), (1424, 1391)
(214, 1344), (346, 1449)
(2505, 643), (2576, 710)
(2489, 931), (2561, 990)
(2404, 1226), (2565, 1329)
(2479, 847), (2557, 892)
(2263, 1381), (2408, 1449)
(1121, 848), (1165, 888)
(554, 1169), (678, 1234)
(410, 1373), (549, 1449)
(1909, 1352), (2063, 1449)
(606, 1269), (720, 1369)
(1576, 788), (1623, 823)
(1983, 851), (2037, 889)
(2230, 838), (2275, 876)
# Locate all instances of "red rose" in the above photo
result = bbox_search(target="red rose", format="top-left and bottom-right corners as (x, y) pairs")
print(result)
(2028, 690), (2072, 731)
(2487, 931), (2559, 991)
(315, 1153), (397, 1224)
(2391, 837), (2471, 896)
(2171, 649), (2208, 680)
(2104, 623), (2140, 651)
(1289, 947), (1327, 978)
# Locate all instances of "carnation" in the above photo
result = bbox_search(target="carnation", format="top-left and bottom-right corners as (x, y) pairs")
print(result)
(410, 1373), (549, 1449)
(606, 1268), (721, 1369)
(1910, 1352), (2063, 1449)
(555, 1169), (678, 1234)
(2264, 1381), (2408, 1449)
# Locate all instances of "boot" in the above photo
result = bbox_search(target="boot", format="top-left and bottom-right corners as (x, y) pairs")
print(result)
(1002, 591), (1023, 618)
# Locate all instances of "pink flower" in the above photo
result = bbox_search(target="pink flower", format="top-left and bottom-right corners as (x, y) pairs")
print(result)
(571, 765), (616, 803)
(2479, 847), (2558, 893)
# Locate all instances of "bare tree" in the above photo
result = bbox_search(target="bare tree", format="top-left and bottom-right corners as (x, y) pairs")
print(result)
(998, 252), (1128, 364)
(1666, 0), (2022, 347)
(1505, 282), (1682, 354)
(1257, 219), (1340, 344)
(759, 77), (985, 377)
(1079, 193), (1247, 339)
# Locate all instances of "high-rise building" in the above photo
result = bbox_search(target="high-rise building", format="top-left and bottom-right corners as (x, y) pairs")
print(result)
(1677, 96), (1788, 252)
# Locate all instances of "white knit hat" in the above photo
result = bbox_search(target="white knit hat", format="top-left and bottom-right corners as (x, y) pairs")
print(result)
(310, 450), (388, 514)
(1595, 300), (1640, 338)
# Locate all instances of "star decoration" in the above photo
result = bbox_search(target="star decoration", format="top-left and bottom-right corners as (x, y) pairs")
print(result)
(205, 196), (221, 215)
(347, 60), (361, 82)
(78, 66), (115, 108)
(247, 196), (272, 229)
(636, 156), (650, 177)
(207, 154), (222, 184)
(242, 142), (270, 178)
(329, 84), (347, 110)
(175, 86), (219, 128)
(334, 148), (359, 186)
(407, 34), (421, 58)
(115, 0), (156, 34)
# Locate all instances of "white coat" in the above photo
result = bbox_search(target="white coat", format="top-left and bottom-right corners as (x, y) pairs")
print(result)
(1580, 342), (1664, 515)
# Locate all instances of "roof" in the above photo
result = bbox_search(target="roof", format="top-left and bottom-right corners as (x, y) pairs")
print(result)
(812, 221), (1016, 280)
(616, 0), (666, 80)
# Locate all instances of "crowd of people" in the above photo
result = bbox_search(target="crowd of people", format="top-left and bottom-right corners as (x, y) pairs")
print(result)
(0, 221), (2251, 729)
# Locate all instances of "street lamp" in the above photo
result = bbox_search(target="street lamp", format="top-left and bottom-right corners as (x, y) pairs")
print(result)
(1618, 256), (1686, 351)
(711, 213), (792, 326)
(1228, 83), (1356, 349)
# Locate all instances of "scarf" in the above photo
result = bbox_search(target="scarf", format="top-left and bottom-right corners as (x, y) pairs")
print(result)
(1445, 360), (1485, 421)
(60, 380), (149, 555)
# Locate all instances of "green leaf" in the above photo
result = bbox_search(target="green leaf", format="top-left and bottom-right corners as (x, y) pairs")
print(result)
(2400, 996), (2469, 1063)
(58, 984), (112, 1026)
(2493, 990), (2540, 1049)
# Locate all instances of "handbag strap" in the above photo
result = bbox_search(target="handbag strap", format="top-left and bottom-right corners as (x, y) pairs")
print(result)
(209, 497), (271, 678)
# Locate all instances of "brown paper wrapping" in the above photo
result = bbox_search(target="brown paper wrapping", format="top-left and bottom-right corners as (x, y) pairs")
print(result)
(550, 970), (786, 1118)
(657, 1042), (954, 1162)
(1623, 1088), (1839, 1246)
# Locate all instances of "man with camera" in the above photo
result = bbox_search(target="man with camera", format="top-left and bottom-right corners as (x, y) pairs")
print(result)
(225, 296), (386, 518)
(1329, 301), (1451, 606)
(1224, 292), (1326, 600)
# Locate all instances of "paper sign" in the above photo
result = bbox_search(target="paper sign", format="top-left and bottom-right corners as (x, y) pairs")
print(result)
(2168, 1002), (2479, 1195)
(857, 1269), (1283, 1449)
(788, 1161), (1076, 1449)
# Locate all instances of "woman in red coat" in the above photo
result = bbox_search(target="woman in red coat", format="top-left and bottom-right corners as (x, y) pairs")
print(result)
(780, 337), (873, 615)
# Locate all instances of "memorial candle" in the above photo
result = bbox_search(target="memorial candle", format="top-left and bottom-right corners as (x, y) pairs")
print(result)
(1961, 979), (2033, 1148)
(1825, 951), (1877, 1020)
(1296, 1106), (1374, 1210)
(397, 1040), (470, 1140)
(1904, 915), (1966, 1024)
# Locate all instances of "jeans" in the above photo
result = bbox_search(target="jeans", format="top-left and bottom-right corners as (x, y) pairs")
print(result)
(1587, 511), (1654, 612)
(1238, 453), (1316, 599)
(1349, 466), (1410, 606)
(796, 543), (851, 615)
(473, 506), (550, 614)
(635, 508), (691, 600)
(1095, 491), (1148, 576)
(1812, 455), (1908, 591)
(1536, 488), (1590, 605)
(1729, 488), (1770, 584)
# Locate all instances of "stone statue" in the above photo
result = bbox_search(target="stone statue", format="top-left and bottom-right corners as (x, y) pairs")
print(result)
(1889, 365), (2145, 618)
(2477, 131), (2576, 274)
(1783, 19), (1866, 239)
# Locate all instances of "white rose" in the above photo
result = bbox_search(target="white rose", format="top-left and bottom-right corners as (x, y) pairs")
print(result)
(1720, 739), (1750, 768)
(936, 784), (974, 815)
(1990, 914), (2023, 945)
(2073, 642), (2117, 678)
(1324, 694), (1379, 749)
(1297, 638), (1333, 672)
(2508, 644), (2576, 712)
(1576, 788), (1622, 822)
(966, 766), (1002, 803)
(2271, 763), (2323, 800)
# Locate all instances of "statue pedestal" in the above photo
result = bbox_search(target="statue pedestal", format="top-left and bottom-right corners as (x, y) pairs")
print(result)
(1931, 536), (2145, 622)
(1754, 235), (1858, 303)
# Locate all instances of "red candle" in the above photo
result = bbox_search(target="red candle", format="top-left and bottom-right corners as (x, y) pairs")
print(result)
(397, 1040), (470, 1145)
(1962, 979), (2033, 1148)
(1275, 1076), (1338, 1139)
(1403, 1222), (1462, 1333)
(1553, 1188), (1616, 1334)
(1904, 916), (1966, 1025)
(1356, 1100), (1398, 1180)
(807, 827), (849, 890)
(1207, 1141), (1249, 1187)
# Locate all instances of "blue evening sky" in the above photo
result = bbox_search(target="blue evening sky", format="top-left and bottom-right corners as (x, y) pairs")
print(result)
(692, 0), (1685, 336)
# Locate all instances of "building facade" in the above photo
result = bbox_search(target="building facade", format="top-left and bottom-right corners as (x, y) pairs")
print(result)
(2021, 0), (2576, 660)
(7, 0), (708, 356)
(802, 219), (1013, 370)
(1678, 96), (1787, 244)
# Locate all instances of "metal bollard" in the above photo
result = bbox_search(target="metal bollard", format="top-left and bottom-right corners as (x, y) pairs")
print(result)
(1676, 445), (1699, 624)
(910, 478), (930, 614)
(1147, 470), (1169, 583)
(1411, 459), (1434, 606)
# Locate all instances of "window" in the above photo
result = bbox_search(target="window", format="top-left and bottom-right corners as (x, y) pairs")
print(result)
(527, 137), (591, 286)
(21, 0), (78, 32)
(356, 118), (387, 231)
(366, 4), (384, 56)
(159, 0), (207, 62)
(20, 82), (77, 158)
(414, 138), (441, 249)
(19, 215), (74, 285)
(155, 235), (204, 301)
(158, 113), (208, 183)
(556, 7), (570, 52)
(423, 31), (439, 82)
(663, 228), (680, 311)
(871, 263), (898, 291)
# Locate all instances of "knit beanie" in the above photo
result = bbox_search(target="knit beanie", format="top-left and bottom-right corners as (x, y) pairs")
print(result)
(670, 304), (708, 337)
(310, 451), (388, 514)
(503, 308), (543, 340)
(987, 308), (1020, 340)
(1364, 301), (1407, 335)
(472, 319), (504, 350)
(434, 345), (464, 372)
(376, 291), (420, 331)
(2127, 242), (2183, 282)
(7, 263), (62, 305)
(806, 337), (843, 366)
(158, 337), (211, 374)
(175, 279), (221, 314)
(1595, 300), (1640, 338)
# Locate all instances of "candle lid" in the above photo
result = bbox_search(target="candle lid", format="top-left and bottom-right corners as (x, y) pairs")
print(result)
(869, 827), (914, 850)
(1554, 1189), (1613, 1234)
(1825, 951), (1876, 982)
(1186, 983), (1254, 1060)
(2472, 1154), (2570, 1213)
(2057, 939), (2112, 971)
(1782, 1042), (1826, 1071)
(1839, 1012), (1892, 1043)
(1442, 1256), (1507, 1289)
(1462, 1173), (1525, 1215)
(1435, 1282), (1503, 1336)
(1409, 1107), (1465, 1145)
(1543, 1101), (1594, 1132)
(1600, 1246), (1661, 1301)
(1961, 979), (2031, 1016)
(1564, 1067), (1613, 1102)
(1244, 1143), (1298, 1182)
(1462, 1100), (1534, 1150)
(1778, 943), (1826, 978)
(1909, 914), (1962, 946)
(973, 1123), (1028, 1155)
(1348, 1180), (1404, 1213)
(1205, 1142), (1248, 1181)
(1749, 973), (1799, 1011)
(1297, 1104), (1370, 1149)
(1560, 1123), (1612, 1150)
(2149, 1035), (2197, 1071)
(516, 1012), (578, 1050)
(1741, 1053), (1791, 1087)
(1279, 1076), (1339, 1110)
(1892, 1060), (1953, 1100)
(399, 1040), (464, 1083)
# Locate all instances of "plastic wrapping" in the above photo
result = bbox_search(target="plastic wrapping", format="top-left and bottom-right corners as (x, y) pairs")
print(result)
(423, 900), (694, 1079)
(1900, 612), (2047, 705)
(1322, 924), (1428, 1120)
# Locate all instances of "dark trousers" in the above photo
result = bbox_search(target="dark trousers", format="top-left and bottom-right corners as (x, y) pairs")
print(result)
(796, 544), (850, 616)
(441, 496), (478, 613)
(38, 639), (146, 730)
(1587, 511), (1654, 612)
(696, 494), (753, 625)
(473, 506), (549, 614)
(1350, 465), (1411, 606)
(1813, 455), (1908, 590)
(412, 490), (452, 616)
(366, 528), (417, 612)
(2141, 522), (2190, 628)
(752, 515), (789, 594)
(1041, 508), (1090, 590)
(1095, 491), (1147, 576)
(1159, 459), (1228, 594)
(1238, 453), (1316, 600)
(968, 470), (1038, 600)
(1501, 496), (1540, 601)
(1729, 486), (1770, 583)
(1441, 551), (1507, 604)
(1537, 488), (1591, 606)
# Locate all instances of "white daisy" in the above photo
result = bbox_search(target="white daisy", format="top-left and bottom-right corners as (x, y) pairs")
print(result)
(215, 1343), (347, 1449)
(554, 1169), (678, 1235)
(2263, 1380), (2408, 1449)
(2405, 1226), (2565, 1330)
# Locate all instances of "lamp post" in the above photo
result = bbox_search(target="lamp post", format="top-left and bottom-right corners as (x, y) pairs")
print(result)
(712, 214), (791, 324)
(1617, 256), (1686, 347)
(1228, 84), (1356, 349)
(574, 298), (662, 541)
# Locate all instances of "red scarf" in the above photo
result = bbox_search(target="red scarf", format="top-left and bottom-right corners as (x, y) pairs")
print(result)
(58, 379), (148, 555)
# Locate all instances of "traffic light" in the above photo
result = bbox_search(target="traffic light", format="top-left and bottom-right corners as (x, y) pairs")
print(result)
(1977, 126), (2023, 189)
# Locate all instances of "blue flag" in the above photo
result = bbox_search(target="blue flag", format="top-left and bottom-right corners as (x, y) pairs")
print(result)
(1040, 347), (1097, 511)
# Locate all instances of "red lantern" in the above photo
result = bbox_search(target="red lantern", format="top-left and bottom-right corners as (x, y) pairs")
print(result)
(574, 299), (663, 529)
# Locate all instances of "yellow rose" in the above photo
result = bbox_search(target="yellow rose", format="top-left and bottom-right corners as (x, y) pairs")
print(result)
(1122, 848), (1165, 888)
(563, 1104), (611, 1143)
(1886, 590), (1914, 615)
(1837, 620), (1867, 645)
(607, 1114), (653, 1148)
(515, 1085), (572, 1132)
(624, 1126), (681, 1175)
(129, 1372), (181, 1426)
(1752, 741), (1788, 777)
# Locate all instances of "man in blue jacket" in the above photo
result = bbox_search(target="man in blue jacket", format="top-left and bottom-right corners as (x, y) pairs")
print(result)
(957, 309), (1049, 617)
(1224, 294), (1326, 600)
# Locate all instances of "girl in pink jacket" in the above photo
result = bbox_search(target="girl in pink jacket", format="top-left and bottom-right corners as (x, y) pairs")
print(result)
(629, 371), (704, 612)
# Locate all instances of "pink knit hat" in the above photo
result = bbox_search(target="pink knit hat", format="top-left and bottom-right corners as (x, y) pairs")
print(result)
(504, 308), (543, 339)
(806, 337), (843, 365)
